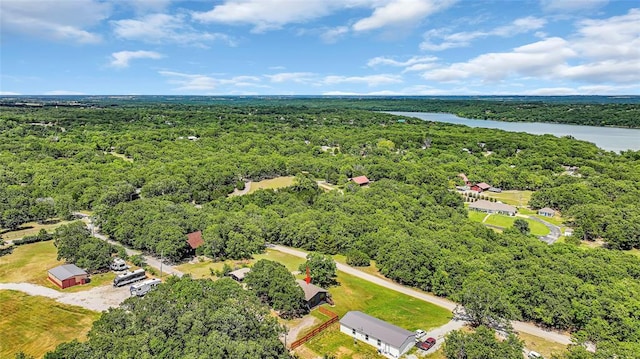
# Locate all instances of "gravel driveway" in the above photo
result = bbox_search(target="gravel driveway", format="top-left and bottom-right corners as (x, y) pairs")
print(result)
(0, 282), (131, 312)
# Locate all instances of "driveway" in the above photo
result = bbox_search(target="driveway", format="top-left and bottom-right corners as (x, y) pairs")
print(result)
(271, 245), (572, 347)
(526, 215), (561, 244)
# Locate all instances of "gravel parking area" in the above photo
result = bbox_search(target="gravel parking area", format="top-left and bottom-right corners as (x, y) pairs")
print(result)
(0, 282), (131, 311)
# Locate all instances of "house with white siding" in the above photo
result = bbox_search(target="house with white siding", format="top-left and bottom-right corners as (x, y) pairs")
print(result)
(340, 311), (415, 358)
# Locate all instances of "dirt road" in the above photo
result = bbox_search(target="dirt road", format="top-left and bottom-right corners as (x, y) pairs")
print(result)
(0, 282), (131, 312)
(272, 245), (572, 346)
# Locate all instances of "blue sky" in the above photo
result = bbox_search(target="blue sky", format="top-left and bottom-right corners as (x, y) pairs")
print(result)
(1, 0), (638, 95)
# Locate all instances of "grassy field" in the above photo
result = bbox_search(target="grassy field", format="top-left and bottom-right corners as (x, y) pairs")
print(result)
(518, 331), (567, 358)
(0, 241), (115, 291)
(248, 176), (296, 194)
(467, 210), (488, 222)
(483, 190), (533, 207)
(176, 249), (307, 279)
(1, 290), (100, 358)
(482, 215), (550, 236)
(1, 220), (72, 242)
(303, 271), (452, 358)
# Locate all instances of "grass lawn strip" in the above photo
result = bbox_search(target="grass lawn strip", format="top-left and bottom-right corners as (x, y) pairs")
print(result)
(483, 215), (550, 236)
(483, 190), (533, 207)
(0, 290), (99, 359)
(1, 220), (72, 242)
(247, 176), (296, 194)
(517, 331), (567, 358)
(0, 241), (115, 291)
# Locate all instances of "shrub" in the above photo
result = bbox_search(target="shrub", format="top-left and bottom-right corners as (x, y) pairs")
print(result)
(13, 229), (53, 246)
(346, 249), (370, 267)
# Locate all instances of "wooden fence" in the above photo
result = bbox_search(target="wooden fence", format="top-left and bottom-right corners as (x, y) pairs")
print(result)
(289, 307), (339, 350)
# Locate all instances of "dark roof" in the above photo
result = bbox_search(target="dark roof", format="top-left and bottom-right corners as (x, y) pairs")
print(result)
(351, 176), (370, 185)
(476, 182), (491, 190)
(296, 279), (328, 302)
(228, 267), (251, 281)
(469, 200), (517, 213)
(186, 231), (204, 249)
(340, 311), (414, 348)
(48, 264), (87, 280)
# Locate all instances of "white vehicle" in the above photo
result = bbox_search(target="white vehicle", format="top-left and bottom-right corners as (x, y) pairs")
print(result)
(528, 351), (543, 359)
(415, 329), (426, 341)
(130, 278), (162, 296)
(110, 258), (128, 271)
(113, 268), (146, 287)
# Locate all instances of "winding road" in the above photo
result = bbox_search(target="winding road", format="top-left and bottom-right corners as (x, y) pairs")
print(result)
(272, 244), (572, 348)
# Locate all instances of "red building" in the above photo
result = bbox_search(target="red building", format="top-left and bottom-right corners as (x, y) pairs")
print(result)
(48, 264), (89, 289)
(351, 175), (370, 186)
(186, 231), (204, 250)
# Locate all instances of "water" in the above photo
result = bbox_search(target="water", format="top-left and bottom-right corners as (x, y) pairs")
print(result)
(388, 112), (640, 152)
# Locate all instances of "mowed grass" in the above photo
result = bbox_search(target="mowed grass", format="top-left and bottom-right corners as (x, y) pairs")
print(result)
(483, 190), (533, 206)
(517, 331), (567, 358)
(468, 210), (488, 222)
(304, 271), (452, 358)
(483, 215), (550, 236)
(176, 249), (307, 279)
(0, 241), (116, 291)
(248, 176), (295, 194)
(1, 220), (71, 242)
(0, 290), (100, 358)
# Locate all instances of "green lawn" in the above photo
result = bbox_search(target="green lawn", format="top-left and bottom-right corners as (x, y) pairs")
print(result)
(0, 241), (116, 291)
(483, 190), (533, 207)
(1, 220), (72, 242)
(468, 210), (488, 223)
(304, 271), (452, 357)
(518, 331), (567, 358)
(483, 215), (550, 236)
(248, 176), (296, 194)
(1, 290), (100, 358)
(177, 249), (307, 279)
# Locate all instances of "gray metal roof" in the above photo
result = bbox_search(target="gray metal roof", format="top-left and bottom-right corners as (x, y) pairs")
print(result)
(340, 311), (415, 348)
(48, 264), (87, 280)
(228, 267), (251, 280)
(469, 199), (517, 213)
(296, 279), (328, 301)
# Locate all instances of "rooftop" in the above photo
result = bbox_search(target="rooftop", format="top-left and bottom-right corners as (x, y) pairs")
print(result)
(48, 264), (87, 280)
(351, 175), (370, 185)
(340, 311), (415, 348)
(186, 231), (204, 249)
(469, 200), (517, 213)
(296, 279), (328, 301)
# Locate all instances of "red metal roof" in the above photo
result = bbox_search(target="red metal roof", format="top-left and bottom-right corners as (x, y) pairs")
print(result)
(186, 231), (204, 249)
(351, 175), (370, 185)
(477, 182), (491, 190)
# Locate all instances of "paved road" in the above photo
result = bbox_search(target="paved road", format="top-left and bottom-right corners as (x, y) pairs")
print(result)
(272, 245), (572, 347)
(78, 214), (184, 278)
(527, 216), (561, 244)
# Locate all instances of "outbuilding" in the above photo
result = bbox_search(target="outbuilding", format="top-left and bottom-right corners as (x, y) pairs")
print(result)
(340, 311), (415, 358)
(48, 264), (89, 289)
(351, 176), (370, 186)
(228, 267), (251, 282)
(186, 231), (204, 250)
(296, 279), (330, 309)
(469, 200), (517, 216)
(538, 207), (555, 217)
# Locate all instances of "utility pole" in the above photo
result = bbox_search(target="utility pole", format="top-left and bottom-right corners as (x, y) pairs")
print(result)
(160, 250), (163, 279)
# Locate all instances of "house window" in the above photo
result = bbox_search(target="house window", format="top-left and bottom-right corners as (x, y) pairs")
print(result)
(352, 329), (356, 335)
(377, 339), (381, 346)
(365, 334), (369, 341)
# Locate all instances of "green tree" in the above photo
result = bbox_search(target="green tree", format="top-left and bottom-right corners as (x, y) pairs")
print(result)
(298, 252), (338, 288)
(444, 326), (523, 359)
(513, 218), (530, 235)
(245, 260), (306, 319)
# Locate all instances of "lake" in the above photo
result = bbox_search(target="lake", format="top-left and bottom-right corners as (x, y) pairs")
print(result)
(388, 112), (640, 152)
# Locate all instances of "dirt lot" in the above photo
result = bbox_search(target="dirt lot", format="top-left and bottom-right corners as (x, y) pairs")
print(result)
(0, 282), (131, 311)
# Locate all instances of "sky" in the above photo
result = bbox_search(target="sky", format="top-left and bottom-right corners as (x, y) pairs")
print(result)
(1, 0), (639, 96)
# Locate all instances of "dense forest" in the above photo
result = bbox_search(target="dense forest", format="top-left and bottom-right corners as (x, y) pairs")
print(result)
(1, 102), (639, 356)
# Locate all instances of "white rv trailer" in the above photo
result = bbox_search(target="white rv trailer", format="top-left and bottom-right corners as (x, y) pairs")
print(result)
(130, 278), (162, 296)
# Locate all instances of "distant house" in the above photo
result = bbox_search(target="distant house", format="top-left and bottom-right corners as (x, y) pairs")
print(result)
(228, 267), (251, 282)
(48, 264), (89, 289)
(564, 228), (574, 236)
(488, 187), (502, 193)
(471, 182), (491, 192)
(186, 231), (204, 250)
(538, 208), (555, 217)
(340, 311), (416, 358)
(458, 173), (471, 186)
(351, 176), (370, 186)
(296, 279), (329, 309)
(469, 200), (517, 216)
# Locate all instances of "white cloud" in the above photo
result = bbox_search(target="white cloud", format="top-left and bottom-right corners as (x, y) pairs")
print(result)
(353, 0), (456, 32)
(112, 13), (233, 46)
(322, 74), (403, 86)
(540, 0), (608, 12)
(0, 91), (21, 95)
(0, 0), (110, 43)
(321, 26), (349, 43)
(110, 51), (163, 68)
(367, 55), (437, 67)
(159, 71), (265, 91)
(44, 90), (86, 95)
(265, 72), (317, 83)
(420, 16), (547, 51)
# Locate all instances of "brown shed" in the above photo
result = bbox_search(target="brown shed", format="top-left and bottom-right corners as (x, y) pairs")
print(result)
(48, 264), (89, 289)
(186, 231), (204, 249)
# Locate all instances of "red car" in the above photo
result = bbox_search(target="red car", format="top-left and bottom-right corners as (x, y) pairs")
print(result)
(416, 337), (436, 350)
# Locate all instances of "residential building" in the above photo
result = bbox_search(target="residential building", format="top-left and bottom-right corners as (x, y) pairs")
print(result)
(296, 279), (330, 309)
(538, 207), (555, 217)
(469, 200), (517, 216)
(340, 311), (415, 358)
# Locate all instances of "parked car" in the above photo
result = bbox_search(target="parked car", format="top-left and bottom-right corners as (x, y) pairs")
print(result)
(416, 337), (436, 350)
(415, 329), (426, 341)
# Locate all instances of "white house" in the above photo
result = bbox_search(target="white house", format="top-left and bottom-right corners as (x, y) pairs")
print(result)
(340, 311), (415, 358)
